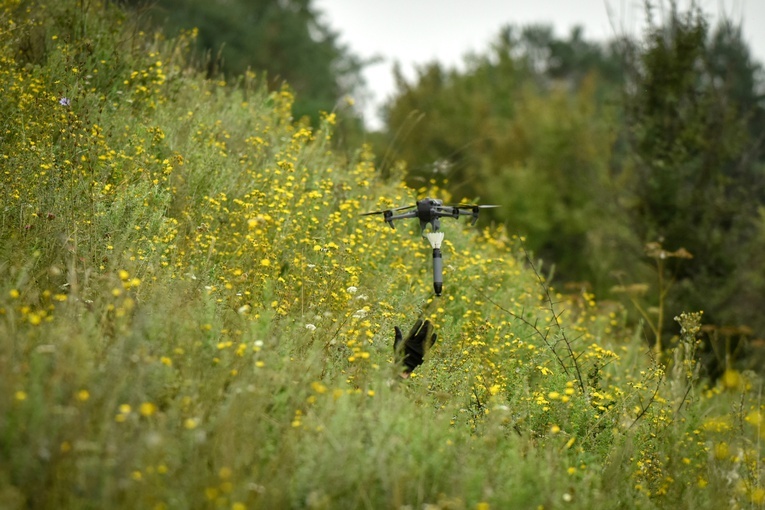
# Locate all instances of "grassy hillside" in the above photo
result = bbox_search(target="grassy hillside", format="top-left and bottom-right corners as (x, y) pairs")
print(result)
(1, 1), (763, 508)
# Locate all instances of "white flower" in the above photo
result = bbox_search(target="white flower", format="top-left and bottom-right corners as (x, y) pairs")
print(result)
(305, 324), (317, 331)
(346, 286), (358, 294)
(352, 309), (367, 319)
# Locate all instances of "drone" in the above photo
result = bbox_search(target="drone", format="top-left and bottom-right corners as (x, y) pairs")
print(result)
(361, 197), (499, 296)
(360, 197), (499, 235)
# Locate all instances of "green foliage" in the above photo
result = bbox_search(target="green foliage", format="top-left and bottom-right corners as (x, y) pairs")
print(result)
(121, 0), (366, 127)
(379, 25), (626, 287)
(620, 2), (765, 343)
(1, 1), (764, 508)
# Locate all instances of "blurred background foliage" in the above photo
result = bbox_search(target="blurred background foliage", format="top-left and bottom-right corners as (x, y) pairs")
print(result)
(123, 0), (765, 361)
(376, 6), (765, 364)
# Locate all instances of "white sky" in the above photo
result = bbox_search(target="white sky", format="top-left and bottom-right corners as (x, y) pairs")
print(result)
(314, 0), (765, 129)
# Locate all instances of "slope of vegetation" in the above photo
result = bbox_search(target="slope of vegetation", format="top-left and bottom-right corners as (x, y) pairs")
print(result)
(1, 1), (763, 508)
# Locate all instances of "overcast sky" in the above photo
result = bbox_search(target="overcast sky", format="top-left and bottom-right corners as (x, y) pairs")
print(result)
(314, 0), (765, 129)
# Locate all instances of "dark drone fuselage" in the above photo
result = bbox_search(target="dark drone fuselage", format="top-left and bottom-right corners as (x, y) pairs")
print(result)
(415, 197), (447, 232)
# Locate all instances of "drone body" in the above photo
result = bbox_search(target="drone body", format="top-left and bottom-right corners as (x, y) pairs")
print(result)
(361, 197), (499, 296)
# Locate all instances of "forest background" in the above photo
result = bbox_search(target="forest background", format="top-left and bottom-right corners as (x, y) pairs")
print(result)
(126, 0), (765, 370)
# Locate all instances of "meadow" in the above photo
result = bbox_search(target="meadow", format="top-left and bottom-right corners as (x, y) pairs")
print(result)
(1, 1), (763, 508)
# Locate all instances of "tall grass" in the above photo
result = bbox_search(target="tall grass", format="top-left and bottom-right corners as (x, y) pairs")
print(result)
(1, 0), (763, 508)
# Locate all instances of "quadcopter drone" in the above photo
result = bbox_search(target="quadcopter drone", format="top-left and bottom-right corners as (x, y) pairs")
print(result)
(360, 197), (498, 235)
(361, 197), (499, 296)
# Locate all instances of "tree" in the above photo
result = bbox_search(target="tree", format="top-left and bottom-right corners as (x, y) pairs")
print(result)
(378, 25), (625, 285)
(619, 2), (765, 345)
(122, 0), (366, 125)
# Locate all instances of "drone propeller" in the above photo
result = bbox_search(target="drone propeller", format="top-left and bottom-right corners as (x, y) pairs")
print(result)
(442, 203), (500, 209)
(470, 204), (498, 225)
(359, 204), (415, 216)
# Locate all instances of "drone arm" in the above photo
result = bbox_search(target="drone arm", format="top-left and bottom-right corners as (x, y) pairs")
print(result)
(432, 206), (485, 226)
(432, 207), (476, 220)
(385, 211), (417, 221)
(431, 208), (457, 219)
(385, 211), (417, 229)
